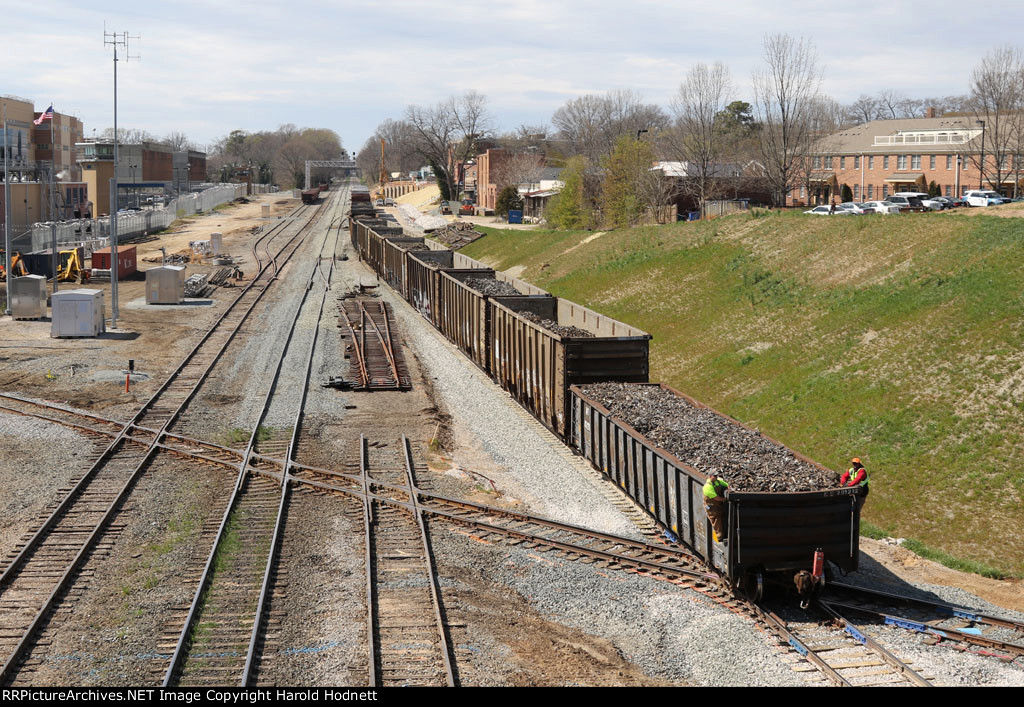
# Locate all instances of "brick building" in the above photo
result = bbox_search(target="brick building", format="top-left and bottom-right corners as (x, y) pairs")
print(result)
(475, 148), (508, 211)
(788, 116), (1022, 206)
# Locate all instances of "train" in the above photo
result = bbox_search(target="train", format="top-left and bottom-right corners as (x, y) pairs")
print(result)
(301, 186), (323, 205)
(347, 198), (865, 601)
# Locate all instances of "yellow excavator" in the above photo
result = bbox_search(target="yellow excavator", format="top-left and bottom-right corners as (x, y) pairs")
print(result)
(0, 250), (29, 279)
(57, 249), (89, 283)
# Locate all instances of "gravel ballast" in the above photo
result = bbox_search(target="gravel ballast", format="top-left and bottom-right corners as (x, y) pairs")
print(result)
(580, 382), (840, 492)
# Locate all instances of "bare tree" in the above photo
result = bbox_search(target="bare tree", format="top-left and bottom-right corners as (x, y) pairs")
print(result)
(490, 151), (545, 192)
(406, 91), (493, 199)
(667, 62), (734, 212)
(752, 34), (823, 205)
(552, 89), (668, 162)
(969, 45), (1024, 192)
(163, 131), (195, 152)
(846, 94), (881, 124)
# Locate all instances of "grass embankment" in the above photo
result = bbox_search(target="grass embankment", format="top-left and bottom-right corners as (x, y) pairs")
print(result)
(462, 210), (1024, 578)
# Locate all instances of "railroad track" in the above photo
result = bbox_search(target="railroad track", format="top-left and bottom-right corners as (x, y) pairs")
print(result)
(359, 436), (454, 687)
(161, 186), (348, 688)
(338, 298), (411, 390)
(0, 197), (327, 685)
(821, 582), (1024, 661)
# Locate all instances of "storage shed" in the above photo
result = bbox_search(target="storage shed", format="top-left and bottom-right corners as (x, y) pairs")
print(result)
(146, 265), (186, 304)
(11, 275), (47, 320)
(92, 245), (137, 277)
(51, 289), (105, 338)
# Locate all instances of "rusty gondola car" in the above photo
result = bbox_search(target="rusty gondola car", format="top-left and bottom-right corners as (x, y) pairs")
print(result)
(570, 382), (864, 598)
(301, 186), (322, 205)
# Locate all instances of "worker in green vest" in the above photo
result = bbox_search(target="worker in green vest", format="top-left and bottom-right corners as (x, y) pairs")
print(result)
(703, 474), (729, 543)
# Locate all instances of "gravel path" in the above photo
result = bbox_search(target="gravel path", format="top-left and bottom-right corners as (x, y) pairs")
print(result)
(581, 382), (839, 492)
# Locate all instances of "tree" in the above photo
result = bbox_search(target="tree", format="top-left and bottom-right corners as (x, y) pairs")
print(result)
(752, 34), (824, 206)
(495, 185), (523, 218)
(545, 156), (590, 229)
(552, 89), (668, 162)
(163, 131), (195, 152)
(667, 62), (734, 213)
(600, 135), (658, 228)
(915, 175), (928, 193)
(928, 180), (941, 197)
(490, 151), (545, 192)
(841, 183), (853, 202)
(969, 45), (1024, 192)
(406, 91), (493, 201)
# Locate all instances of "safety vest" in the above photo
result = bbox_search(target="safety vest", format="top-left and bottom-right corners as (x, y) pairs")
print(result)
(846, 467), (869, 488)
(703, 478), (729, 500)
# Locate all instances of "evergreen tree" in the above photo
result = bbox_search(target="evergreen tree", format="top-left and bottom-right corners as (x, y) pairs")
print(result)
(600, 136), (655, 228)
(545, 156), (589, 229)
(495, 185), (523, 218)
(841, 183), (853, 202)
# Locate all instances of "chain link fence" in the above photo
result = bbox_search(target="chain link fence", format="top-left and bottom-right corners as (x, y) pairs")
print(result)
(11, 183), (279, 254)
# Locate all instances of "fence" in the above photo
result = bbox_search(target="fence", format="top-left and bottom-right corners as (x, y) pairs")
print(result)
(16, 183), (253, 253)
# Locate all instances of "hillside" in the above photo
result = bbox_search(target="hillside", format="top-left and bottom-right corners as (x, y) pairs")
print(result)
(460, 209), (1024, 577)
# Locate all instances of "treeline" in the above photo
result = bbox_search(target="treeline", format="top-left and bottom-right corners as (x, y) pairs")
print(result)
(359, 36), (1024, 227)
(207, 125), (345, 188)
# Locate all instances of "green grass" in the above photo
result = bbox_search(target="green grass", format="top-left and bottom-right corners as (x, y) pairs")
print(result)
(462, 210), (1024, 577)
(224, 425), (273, 447)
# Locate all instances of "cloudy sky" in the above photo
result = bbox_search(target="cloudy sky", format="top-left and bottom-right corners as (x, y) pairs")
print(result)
(5, 1), (1023, 151)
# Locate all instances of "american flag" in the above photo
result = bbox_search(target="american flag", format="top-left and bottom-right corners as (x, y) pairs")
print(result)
(33, 105), (54, 125)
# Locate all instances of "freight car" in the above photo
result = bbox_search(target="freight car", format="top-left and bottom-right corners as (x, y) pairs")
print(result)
(570, 383), (863, 601)
(349, 217), (863, 600)
(301, 186), (322, 205)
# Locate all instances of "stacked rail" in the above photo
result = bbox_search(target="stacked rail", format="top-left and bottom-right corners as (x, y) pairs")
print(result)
(339, 298), (411, 391)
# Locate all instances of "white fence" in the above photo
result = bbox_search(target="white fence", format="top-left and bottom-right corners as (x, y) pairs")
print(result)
(22, 183), (253, 253)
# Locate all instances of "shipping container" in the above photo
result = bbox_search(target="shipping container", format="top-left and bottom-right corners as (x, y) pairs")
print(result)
(51, 289), (105, 338)
(569, 383), (863, 585)
(489, 297), (650, 437)
(11, 275), (47, 320)
(91, 245), (137, 277)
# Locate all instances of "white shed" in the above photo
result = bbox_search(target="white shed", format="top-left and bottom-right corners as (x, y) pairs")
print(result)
(146, 265), (186, 304)
(51, 289), (105, 338)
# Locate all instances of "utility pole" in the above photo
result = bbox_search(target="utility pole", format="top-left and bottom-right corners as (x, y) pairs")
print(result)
(50, 105), (58, 294)
(3, 104), (11, 315)
(104, 27), (139, 329)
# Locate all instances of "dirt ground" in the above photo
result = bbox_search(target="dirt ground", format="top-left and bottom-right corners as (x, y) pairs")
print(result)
(0, 193), (299, 417)
(860, 538), (1024, 613)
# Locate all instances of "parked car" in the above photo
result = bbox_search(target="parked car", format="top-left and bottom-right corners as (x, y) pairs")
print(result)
(860, 200), (903, 214)
(929, 196), (959, 209)
(374, 198), (384, 207)
(804, 205), (852, 215)
(384, 197), (395, 206)
(837, 202), (869, 214)
(885, 195), (929, 212)
(963, 190), (1011, 207)
(892, 192), (944, 211)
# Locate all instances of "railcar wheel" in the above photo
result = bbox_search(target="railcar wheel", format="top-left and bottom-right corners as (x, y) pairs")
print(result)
(744, 570), (765, 602)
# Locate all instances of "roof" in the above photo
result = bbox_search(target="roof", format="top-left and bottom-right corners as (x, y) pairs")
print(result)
(525, 189), (559, 198)
(539, 166), (563, 180)
(814, 116), (1001, 155)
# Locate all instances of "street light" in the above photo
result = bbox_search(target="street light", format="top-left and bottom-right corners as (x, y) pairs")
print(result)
(977, 119), (986, 190)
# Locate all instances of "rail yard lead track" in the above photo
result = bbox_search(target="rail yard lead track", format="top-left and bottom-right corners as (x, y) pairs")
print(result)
(0, 195), (327, 686)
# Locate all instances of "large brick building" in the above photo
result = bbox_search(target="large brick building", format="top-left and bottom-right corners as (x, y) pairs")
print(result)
(788, 115), (1021, 206)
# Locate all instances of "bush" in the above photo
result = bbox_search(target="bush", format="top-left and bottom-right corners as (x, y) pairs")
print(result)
(495, 185), (523, 218)
(841, 184), (853, 203)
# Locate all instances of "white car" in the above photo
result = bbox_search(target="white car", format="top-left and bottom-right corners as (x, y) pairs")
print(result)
(963, 190), (1010, 207)
(837, 202), (869, 214)
(804, 205), (852, 215)
(860, 200), (902, 214)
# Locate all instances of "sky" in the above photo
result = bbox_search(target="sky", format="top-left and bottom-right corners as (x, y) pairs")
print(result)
(5, 0), (1024, 152)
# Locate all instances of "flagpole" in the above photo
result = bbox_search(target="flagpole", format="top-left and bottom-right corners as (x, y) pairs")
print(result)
(4, 104), (11, 315)
(49, 105), (58, 294)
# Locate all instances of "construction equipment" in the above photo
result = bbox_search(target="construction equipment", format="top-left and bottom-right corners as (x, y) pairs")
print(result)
(57, 249), (90, 283)
(0, 250), (29, 279)
(459, 199), (475, 216)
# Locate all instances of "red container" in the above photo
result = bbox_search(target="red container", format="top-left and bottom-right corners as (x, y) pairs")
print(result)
(92, 245), (137, 277)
